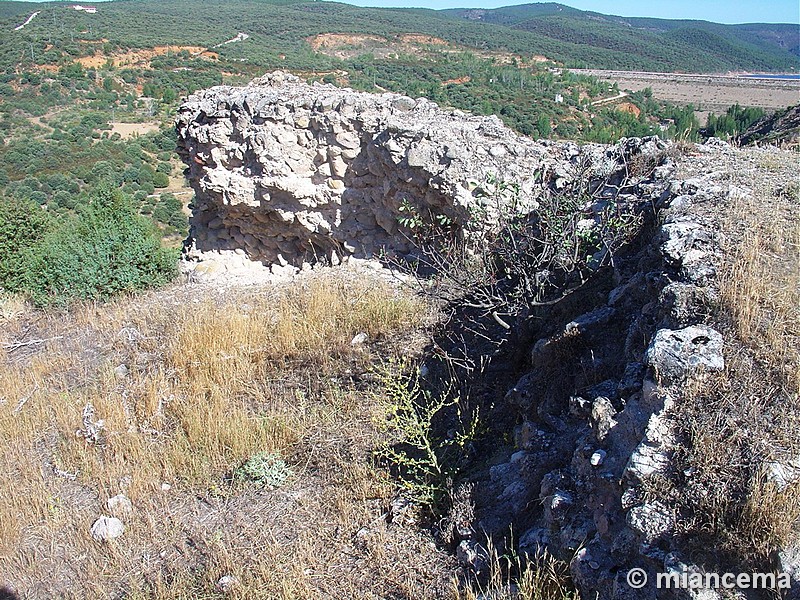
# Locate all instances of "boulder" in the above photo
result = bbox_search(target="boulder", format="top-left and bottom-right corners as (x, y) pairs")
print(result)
(645, 325), (724, 386)
(90, 516), (125, 543)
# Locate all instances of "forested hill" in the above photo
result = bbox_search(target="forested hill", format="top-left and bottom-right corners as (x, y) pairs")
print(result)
(442, 2), (800, 72)
(0, 0), (794, 234)
(0, 0), (797, 73)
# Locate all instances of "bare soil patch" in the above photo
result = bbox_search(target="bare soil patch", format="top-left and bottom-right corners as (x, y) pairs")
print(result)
(307, 33), (390, 60)
(75, 46), (218, 70)
(400, 34), (448, 46)
(307, 32), (550, 67)
(443, 76), (472, 86)
(574, 69), (800, 114)
(33, 64), (60, 74)
(110, 121), (161, 139)
(616, 101), (641, 116)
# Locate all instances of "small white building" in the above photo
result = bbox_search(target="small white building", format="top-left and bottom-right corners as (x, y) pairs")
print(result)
(72, 5), (98, 14)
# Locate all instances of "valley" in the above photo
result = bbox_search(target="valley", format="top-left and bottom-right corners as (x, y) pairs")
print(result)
(574, 68), (800, 115)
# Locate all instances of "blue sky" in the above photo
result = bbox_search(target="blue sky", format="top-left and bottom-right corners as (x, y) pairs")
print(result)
(342, 0), (800, 24)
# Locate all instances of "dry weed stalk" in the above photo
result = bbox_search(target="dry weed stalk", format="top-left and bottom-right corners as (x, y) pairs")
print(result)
(451, 538), (577, 600)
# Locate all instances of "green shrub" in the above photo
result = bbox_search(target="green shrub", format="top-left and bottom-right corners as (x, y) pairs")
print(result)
(21, 186), (177, 307)
(0, 197), (53, 292)
(375, 361), (478, 511)
(235, 451), (292, 489)
(167, 212), (188, 232)
(29, 191), (48, 205)
(153, 193), (182, 226)
(52, 190), (77, 210)
(152, 172), (169, 188)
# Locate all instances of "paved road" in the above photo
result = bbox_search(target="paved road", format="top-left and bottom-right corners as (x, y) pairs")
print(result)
(590, 91), (629, 106)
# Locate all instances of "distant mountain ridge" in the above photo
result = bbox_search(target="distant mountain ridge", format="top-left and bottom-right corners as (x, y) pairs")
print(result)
(442, 2), (800, 71)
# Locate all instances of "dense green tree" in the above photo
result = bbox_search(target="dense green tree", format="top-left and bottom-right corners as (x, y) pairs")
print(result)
(29, 191), (48, 205)
(705, 104), (765, 138)
(536, 114), (552, 137)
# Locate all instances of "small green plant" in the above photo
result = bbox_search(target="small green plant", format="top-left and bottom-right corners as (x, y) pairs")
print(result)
(235, 451), (292, 489)
(397, 198), (424, 230)
(397, 198), (456, 240)
(374, 361), (478, 510)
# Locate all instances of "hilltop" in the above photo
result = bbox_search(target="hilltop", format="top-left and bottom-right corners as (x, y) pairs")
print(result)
(0, 0), (798, 598)
(1, 74), (798, 598)
(443, 3), (799, 71)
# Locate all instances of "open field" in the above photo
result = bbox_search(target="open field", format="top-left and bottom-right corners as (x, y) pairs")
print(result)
(109, 122), (162, 139)
(573, 69), (800, 115)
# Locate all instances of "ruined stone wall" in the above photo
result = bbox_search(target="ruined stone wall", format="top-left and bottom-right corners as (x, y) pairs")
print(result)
(175, 73), (760, 599)
(175, 72), (664, 273)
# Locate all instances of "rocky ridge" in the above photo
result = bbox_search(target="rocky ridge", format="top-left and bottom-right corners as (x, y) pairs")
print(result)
(468, 147), (729, 599)
(459, 140), (799, 600)
(739, 104), (800, 147)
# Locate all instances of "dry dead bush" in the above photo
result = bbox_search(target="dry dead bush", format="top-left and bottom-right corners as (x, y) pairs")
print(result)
(670, 363), (800, 568)
(0, 269), (457, 598)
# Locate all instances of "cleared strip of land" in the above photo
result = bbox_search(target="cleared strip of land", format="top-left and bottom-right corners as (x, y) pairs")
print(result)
(573, 69), (800, 114)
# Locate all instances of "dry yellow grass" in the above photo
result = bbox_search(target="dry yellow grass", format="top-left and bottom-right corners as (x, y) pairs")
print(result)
(715, 170), (800, 561)
(0, 270), (456, 598)
(719, 177), (800, 393)
(666, 147), (800, 569)
(450, 541), (577, 600)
